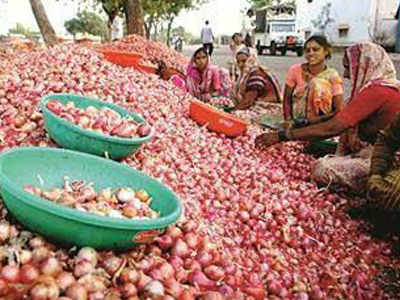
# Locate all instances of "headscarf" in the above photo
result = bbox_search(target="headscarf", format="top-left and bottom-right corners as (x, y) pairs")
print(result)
(346, 41), (400, 102)
(233, 46), (282, 103)
(185, 50), (220, 101)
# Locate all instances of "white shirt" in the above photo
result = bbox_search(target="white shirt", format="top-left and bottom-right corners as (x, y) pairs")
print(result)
(111, 17), (123, 40)
(201, 25), (214, 43)
(242, 15), (256, 34)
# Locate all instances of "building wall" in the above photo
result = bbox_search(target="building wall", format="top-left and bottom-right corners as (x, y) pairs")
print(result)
(296, 0), (379, 46)
(374, 0), (399, 48)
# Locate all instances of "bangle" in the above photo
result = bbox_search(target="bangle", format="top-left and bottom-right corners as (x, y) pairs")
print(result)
(294, 118), (309, 128)
(278, 128), (290, 141)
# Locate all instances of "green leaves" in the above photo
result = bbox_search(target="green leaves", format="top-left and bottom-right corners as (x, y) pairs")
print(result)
(64, 11), (108, 40)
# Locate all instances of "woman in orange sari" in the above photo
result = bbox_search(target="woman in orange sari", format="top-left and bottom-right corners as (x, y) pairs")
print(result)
(283, 35), (344, 127)
(256, 42), (400, 191)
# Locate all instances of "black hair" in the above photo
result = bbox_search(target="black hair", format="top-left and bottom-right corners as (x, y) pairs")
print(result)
(205, 20), (209, 25)
(232, 32), (241, 40)
(304, 34), (332, 59)
(193, 47), (208, 58)
(247, 9), (254, 16)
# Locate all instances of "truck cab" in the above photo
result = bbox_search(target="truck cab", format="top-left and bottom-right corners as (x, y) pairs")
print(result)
(255, 6), (304, 56)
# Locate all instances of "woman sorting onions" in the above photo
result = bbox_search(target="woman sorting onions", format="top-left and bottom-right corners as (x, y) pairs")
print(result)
(232, 46), (282, 124)
(255, 42), (400, 191)
(283, 35), (344, 127)
(185, 47), (232, 102)
(156, 61), (187, 92)
(368, 113), (400, 211)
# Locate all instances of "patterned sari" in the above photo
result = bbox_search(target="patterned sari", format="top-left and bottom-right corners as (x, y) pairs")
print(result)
(186, 53), (232, 102)
(337, 42), (400, 155)
(232, 48), (282, 123)
(313, 42), (400, 193)
(284, 64), (343, 120)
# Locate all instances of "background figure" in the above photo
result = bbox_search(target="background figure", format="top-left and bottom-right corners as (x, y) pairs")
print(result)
(242, 9), (256, 47)
(111, 11), (123, 41)
(201, 20), (214, 56)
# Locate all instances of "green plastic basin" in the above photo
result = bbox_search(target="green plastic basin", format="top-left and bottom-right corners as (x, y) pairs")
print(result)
(0, 147), (182, 250)
(41, 93), (153, 160)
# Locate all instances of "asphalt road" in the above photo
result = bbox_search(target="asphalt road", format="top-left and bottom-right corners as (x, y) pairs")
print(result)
(183, 44), (400, 99)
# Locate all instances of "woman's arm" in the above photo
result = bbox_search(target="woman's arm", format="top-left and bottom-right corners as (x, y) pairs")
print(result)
(283, 85), (294, 120)
(235, 90), (258, 110)
(370, 113), (400, 176)
(306, 94), (344, 125)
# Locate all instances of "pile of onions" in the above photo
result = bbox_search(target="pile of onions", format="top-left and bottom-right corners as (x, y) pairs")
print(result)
(97, 34), (188, 73)
(24, 178), (157, 219)
(0, 38), (397, 299)
(46, 99), (151, 138)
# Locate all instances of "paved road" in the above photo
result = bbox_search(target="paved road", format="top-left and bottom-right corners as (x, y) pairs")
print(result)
(183, 44), (400, 99)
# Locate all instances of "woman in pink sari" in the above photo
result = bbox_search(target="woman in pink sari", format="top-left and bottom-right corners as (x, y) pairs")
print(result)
(185, 47), (232, 102)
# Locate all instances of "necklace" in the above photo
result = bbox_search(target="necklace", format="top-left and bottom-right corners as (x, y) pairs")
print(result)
(306, 64), (327, 76)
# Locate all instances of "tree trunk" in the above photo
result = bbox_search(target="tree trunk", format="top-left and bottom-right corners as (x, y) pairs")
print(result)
(29, 0), (58, 47)
(124, 0), (145, 36)
(166, 16), (174, 47)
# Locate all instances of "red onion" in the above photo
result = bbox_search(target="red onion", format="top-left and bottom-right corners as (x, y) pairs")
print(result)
(57, 272), (76, 291)
(171, 239), (191, 258)
(76, 247), (98, 266)
(200, 292), (224, 300)
(0, 222), (10, 242)
(120, 282), (138, 297)
(40, 257), (61, 276)
(120, 267), (140, 284)
(66, 283), (87, 300)
(1, 264), (19, 283)
(74, 260), (94, 277)
(204, 265), (224, 281)
(144, 280), (165, 297)
(20, 264), (39, 283)
(189, 270), (216, 290)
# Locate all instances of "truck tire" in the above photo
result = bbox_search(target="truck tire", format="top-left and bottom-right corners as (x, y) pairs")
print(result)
(297, 48), (304, 57)
(270, 42), (276, 56)
(280, 47), (287, 56)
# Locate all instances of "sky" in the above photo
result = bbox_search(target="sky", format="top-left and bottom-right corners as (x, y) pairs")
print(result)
(0, 0), (251, 37)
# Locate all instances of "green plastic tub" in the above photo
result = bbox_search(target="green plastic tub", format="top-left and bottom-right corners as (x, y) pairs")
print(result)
(0, 147), (182, 250)
(306, 140), (338, 157)
(41, 93), (153, 160)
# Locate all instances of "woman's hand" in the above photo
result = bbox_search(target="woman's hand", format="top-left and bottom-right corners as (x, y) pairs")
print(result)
(367, 174), (385, 201)
(235, 90), (257, 110)
(255, 132), (280, 150)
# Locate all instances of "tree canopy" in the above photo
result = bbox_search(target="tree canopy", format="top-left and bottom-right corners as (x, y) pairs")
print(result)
(64, 11), (108, 40)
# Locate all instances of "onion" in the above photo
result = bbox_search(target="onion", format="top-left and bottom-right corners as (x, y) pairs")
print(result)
(19, 249), (33, 265)
(40, 257), (61, 276)
(137, 124), (151, 137)
(102, 256), (122, 276)
(171, 239), (191, 258)
(200, 292), (224, 300)
(120, 267), (140, 284)
(156, 234), (174, 250)
(76, 247), (98, 266)
(204, 265), (225, 281)
(57, 272), (76, 291)
(189, 270), (216, 290)
(1, 264), (19, 283)
(20, 264), (39, 284)
(120, 283), (138, 297)
(66, 283), (88, 300)
(144, 280), (165, 297)
(74, 260), (94, 277)
(32, 246), (50, 264)
(0, 222), (10, 242)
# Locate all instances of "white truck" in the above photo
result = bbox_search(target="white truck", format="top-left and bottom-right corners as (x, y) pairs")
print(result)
(255, 6), (304, 56)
